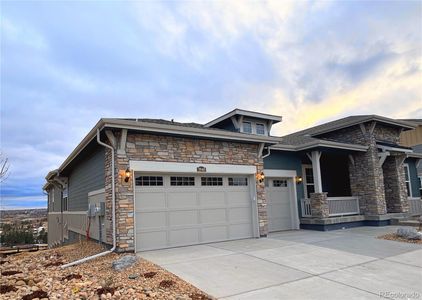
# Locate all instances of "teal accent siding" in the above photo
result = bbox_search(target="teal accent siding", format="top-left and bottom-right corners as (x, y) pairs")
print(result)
(264, 150), (305, 205)
(67, 146), (105, 211)
(405, 158), (421, 197)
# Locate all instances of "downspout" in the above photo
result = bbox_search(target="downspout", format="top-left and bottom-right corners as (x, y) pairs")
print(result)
(262, 146), (271, 159)
(61, 128), (116, 268)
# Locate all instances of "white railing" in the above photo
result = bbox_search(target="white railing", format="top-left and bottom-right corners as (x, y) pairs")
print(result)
(328, 197), (360, 217)
(301, 198), (312, 217)
(408, 197), (422, 216)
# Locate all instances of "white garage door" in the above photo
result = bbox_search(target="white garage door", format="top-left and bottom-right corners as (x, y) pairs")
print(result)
(135, 174), (254, 251)
(266, 178), (294, 232)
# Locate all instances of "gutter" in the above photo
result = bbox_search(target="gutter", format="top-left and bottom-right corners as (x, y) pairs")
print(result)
(61, 129), (116, 268)
(272, 141), (368, 152)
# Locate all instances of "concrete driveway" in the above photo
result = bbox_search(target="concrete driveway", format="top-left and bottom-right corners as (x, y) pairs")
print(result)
(138, 226), (422, 299)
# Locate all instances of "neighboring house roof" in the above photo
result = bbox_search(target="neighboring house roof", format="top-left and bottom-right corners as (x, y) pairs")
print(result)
(204, 108), (282, 127)
(57, 118), (282, 174)
(398, 119), (422, 126)
(287, 115), (415, 138)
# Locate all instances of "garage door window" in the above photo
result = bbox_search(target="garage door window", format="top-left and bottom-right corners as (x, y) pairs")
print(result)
(136, 176), (163, 186)
(273, 179), (287, 187)
(228, 177), (248, 186)
(170, 176), (195, 186)
(201, 177), (223, 186)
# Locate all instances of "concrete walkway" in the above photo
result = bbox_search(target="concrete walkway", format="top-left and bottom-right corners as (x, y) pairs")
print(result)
(138, 226), (422, 299)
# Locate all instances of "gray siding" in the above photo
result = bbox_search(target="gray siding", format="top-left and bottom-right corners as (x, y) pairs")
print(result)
(68, 146), (105, 211)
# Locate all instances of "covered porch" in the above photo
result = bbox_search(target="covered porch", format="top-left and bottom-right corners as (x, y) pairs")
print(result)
(298, 148), (362, 220)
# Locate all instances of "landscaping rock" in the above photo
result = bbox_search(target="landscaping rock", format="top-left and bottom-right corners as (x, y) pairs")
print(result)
(112, 255), (138, 271)
(396, 228), (422, 240)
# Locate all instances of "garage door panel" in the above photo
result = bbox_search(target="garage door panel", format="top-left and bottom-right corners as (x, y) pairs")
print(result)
(228, 191), (251, 206)
(229, 223), (252, 239)
(136, 212), (166, 229)
(169, 210), (198, 226)
(200, 208), (226, 224)
(169, 228), (199, 246)
(229, 207), (252, 222)
(168, 192), (197, 208)
(201, 226), (228, 242)
(137, 231), (167, 251)
(199, 192), (225, 207)
(136, 192), (166, 209)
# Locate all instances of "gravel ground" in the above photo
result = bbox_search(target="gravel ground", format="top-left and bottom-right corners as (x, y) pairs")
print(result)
(0, 241), (213, 300)
(378, 233), (422, 244)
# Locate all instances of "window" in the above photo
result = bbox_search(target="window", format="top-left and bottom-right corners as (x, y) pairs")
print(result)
(242, 121), (252, 133)
(256, 123), (265, 135)
(136, 176), (163, 186)
(228, 177), (248, 186)
(170, 176), (195, 186)
(201, 177), (223, 186)
(273, 179), (287, 187)
(62, 188), (68, 211)
(303, 165), (315, 198)
(404, 164), (412, 197)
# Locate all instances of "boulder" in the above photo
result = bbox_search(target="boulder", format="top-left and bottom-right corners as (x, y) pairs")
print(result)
(112, 255), (138, 271)
(396, 228), (422, 240)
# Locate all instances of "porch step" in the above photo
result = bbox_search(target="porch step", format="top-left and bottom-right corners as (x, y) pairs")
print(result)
(396, 219), (421, 228)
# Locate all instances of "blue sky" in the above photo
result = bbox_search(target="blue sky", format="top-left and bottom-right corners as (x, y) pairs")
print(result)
(1, 1), (421, 209)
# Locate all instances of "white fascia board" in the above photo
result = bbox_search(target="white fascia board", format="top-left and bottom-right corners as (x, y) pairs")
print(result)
(204, 109), (282, 127)
(264, 169), (297, 178)
(130, 161), (257, 174)
(377, 145), (413, 153)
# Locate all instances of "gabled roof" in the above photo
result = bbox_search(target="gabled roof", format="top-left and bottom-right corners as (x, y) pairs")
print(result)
(56, 118), (282, 173)
(287, 115), (415, 138)
(204, 108), (282, 127)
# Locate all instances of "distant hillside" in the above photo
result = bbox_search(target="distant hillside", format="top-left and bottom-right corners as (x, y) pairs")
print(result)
(0, 208), (47, 223)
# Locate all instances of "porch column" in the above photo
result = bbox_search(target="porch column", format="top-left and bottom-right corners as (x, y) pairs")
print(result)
(307, 151), (323, 193)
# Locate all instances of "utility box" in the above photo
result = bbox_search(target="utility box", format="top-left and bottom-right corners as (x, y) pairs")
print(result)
(97, 202), (106, 217)
(88, 203), (96, 217)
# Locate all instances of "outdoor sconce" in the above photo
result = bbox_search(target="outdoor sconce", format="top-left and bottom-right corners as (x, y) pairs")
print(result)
(295, 176), (303, 184)
(256, 172), (265, 183)
(124, 168), (131, 183)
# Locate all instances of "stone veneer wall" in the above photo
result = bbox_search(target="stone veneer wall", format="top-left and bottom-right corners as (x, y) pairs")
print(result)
(382, 154), (409, 213)
(104, 132), (266, 252)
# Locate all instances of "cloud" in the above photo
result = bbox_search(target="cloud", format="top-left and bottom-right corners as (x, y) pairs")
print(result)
(0, 0), (421, 208)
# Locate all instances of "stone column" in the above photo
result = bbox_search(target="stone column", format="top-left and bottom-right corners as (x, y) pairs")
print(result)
(310, 192), (329, 218)
(256, 163), (268, 237)
(348, 138), (387, 215)
(382, 154), (409, 213)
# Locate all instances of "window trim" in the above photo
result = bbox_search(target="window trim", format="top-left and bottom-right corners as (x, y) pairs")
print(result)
(302, 164), (315, 199)
(170, 176), (195, 186)
(255, 123), (266, 135)
(403, 163), (412, 197)
(228, 177), (248, 186)
(62, 187), (68, 211)
(201, 176), (223, 186)
(241, 121), (252, 134)
(135, 175), (164, 187)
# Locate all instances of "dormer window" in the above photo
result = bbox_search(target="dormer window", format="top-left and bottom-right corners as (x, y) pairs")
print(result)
(242, 121), (252, 133)
(256, 123), (265, 135)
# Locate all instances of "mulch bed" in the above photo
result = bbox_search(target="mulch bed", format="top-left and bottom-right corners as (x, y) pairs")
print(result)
(378, 233), (422, 244)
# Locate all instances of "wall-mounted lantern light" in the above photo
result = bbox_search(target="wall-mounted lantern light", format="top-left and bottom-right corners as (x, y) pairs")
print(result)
(295, 176), (303, 184)
(124, 168), (131, 183)
(256, 172), (265, 183)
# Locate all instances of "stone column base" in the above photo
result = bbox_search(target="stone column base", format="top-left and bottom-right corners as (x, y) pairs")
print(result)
(310, 192), (329, 218)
